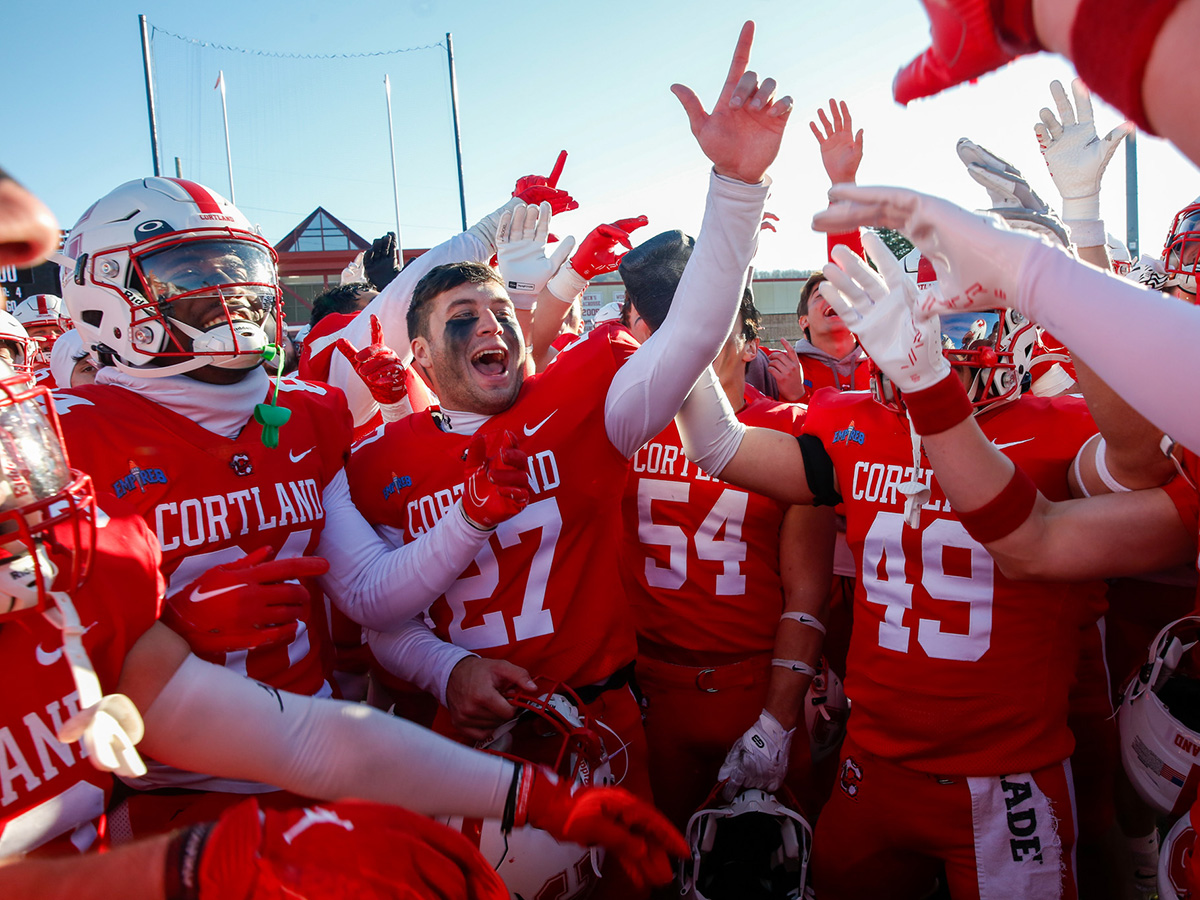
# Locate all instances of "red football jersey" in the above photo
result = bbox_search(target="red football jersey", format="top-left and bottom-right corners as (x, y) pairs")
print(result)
(1164, 448), (1200, 590)
(804, 389), (1104, 774)
(0, 496), (161, 856)
(298, 311), (359, 385)
(623, 386), (804, 659)
(53, 377), (352, 698)
(348, 323), (639, 689)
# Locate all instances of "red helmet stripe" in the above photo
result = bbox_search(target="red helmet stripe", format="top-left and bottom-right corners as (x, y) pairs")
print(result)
(167, 178), (223, 214)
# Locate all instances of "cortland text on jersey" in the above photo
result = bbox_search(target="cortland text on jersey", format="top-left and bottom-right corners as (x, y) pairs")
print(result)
(631, 440), (725, 484)
(152, 477), (325, 552)
(403, 449), (561, 537)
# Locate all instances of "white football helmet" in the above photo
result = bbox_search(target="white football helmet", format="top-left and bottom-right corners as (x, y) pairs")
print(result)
(1106, 233), (1134, 276)
(0, 311), (36, 382)
(441, 681), (616, 900)
(805, 657), (850, 764)
(680, 786), (812, 900)
(12, 294), (67, 370)
(1163, 197), (1200, 295)
(56, 177), (280, 378)
(1119, 616), (1200, 815)
(1160, 804), (1200, 900)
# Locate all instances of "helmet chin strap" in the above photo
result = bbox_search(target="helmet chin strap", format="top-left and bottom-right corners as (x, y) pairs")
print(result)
(167, 317), (270, 370)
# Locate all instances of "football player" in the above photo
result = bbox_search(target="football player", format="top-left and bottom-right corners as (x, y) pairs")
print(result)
(0, 357), (685, 891)
(12, 293), (68, 371)
(618, 277), (835, 829)
(670, 226), (1131, 898)
(346, 20), (791, 898)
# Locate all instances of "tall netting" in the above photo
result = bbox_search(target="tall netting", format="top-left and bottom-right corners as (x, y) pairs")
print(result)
(147, 24), (461, 252)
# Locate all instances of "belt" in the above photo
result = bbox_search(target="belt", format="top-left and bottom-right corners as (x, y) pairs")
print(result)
(636, 652), (771, 693)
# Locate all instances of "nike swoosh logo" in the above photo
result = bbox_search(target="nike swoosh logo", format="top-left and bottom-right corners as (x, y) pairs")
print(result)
(289, 447), (314, 463)
(190, 584), (245, 603)
(36, 622), (97, 666)
(992, 438), (1035, 450)
(523, 411), (556, 437)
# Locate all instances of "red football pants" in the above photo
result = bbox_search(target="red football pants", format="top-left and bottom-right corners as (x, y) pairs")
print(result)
(812, 737), (1078, 900)
(637, 653), (823, 832)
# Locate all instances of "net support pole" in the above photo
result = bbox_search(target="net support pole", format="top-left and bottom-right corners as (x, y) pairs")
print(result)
(139, 15), (162, 177)
(446, 33), (468, 231)
(384, 74), (404, 257)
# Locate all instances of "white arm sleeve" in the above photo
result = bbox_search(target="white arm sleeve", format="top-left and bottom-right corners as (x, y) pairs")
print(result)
(140, 655), (515, 819)
(367, 617), (476, 707)
(605, 171), (768, 458)
(328, 230), (494, 426)
(675, 366), (748, 476)
(316, 470), (489, 630)
(1020, 241), (1200, 453)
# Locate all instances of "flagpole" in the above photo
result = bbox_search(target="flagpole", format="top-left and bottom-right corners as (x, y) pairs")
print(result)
(215, 70), (235, 203)
(383, 75), (404, 259)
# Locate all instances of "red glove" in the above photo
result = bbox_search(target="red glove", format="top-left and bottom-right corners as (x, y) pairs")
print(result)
(175, 797), (508, 900)
(569, 216), (650, 281)
(462, 430), (530, 530)
(893, 0), (1041, 106)
(162, 546), (328, 656)
(513, 149), (579, 214)
(335, 314), (416, 408)
(512, 765), (689, 891)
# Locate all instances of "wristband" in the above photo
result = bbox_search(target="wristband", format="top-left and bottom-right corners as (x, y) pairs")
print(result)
(547, 262), (589, 304)
(164, 821), (216, 900)
(780, 612), (826, 635)
(954, 464), (1038, 544)
(901, 374), (974, 436)
(1064, 217), (1105, 248)
(772, 658), (818, 677)
(1093, 437), (1135, 493)
(1071, 0), (1186, 133)
(507, 290), (537, 312)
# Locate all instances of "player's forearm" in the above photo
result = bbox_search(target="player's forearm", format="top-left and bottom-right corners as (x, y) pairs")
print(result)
(0, 833), (170, 900)
(317, 472), (489, 629)
(329, 230), (491, 425)
(367, 617), (475, 707)
(605, 172), (767, 457)
(1020, 241), (1200, 454)
(140, 655), (515, 820)
(531, 288), (572, 373)
(764, 506), (836, 730)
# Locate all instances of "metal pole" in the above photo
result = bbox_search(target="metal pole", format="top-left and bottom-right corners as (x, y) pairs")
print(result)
(216, 71), (235, 204)
(383, 75), (404, 257)
(446, 33), (468, 232)
(139, 15), (162, 176)
(1125, 129), (1139, 260)
(174, 157), (182, 178)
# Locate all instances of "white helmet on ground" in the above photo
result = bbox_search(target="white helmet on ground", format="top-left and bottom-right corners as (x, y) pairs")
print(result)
(1160, 803), (1200, 900)
(680, 786), (812, 900)
(1119, 616), (1200, 815)
(56, 177), (280, 378)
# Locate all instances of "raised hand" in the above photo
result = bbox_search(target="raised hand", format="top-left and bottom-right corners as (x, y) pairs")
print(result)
(893, 0), (1041, 105)
(163, 546), (328, 656)
(513, 150), (579, 214)
(514, 764), (689, 890)
(495, 202), (575, 307)
(671, 21), (793, 185)
(462, 430), (531, 530)
(810, 99), (864, 186)
(1035, 79), (1133, 224)
(818, 231), (949, 393)
(812, 184), (1051, 317)
(717, 710), (794, 798)
(362, 231), (401, 291)
(956, 137), (1049, 211)
(768, 337), (806, 402)
(569, 216), (649, 281)
(335, 314), (410, 407)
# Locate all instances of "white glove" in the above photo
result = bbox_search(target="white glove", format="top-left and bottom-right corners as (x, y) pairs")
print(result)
(813, 184), (1058, 319)
(717, 709), (794, 799)
(1035, 79), (1132, 235)
(956, 138), (1049, 212)
(495, 201), (575, 310)
(820, 231), (951, 392)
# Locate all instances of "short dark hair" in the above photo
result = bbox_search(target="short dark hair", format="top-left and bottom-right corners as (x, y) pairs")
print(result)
(797, 272), (826, 320)
(407, 262), (504, 342)
(738, 287), (762, 343)
(310, 282), (371, 328)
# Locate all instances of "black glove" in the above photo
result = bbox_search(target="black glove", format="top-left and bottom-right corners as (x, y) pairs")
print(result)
(363, 232), (401, 291)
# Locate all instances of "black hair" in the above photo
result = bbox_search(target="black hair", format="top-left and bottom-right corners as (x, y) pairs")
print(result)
(406, 262), (504, 342)
(797, 272), (826, 340)
(309, 282), (373, 328)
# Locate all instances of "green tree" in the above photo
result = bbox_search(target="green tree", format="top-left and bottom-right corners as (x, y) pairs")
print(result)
(870, 227), (914, 260)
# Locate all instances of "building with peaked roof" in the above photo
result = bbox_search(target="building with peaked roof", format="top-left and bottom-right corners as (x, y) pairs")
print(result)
(274, 207), (426, 327)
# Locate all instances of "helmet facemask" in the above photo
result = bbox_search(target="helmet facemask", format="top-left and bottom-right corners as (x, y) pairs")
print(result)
(1163, 201), (1200, 296)
(939, 309), (1036, 415)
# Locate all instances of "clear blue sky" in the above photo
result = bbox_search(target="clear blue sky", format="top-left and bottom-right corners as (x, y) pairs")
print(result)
(8, 1), (1197, 271)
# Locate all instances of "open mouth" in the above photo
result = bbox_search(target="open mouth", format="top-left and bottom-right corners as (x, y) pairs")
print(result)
(470, 347), (509, 378)
(823, 306), (838, 318)
(201, 305), (254, 330)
